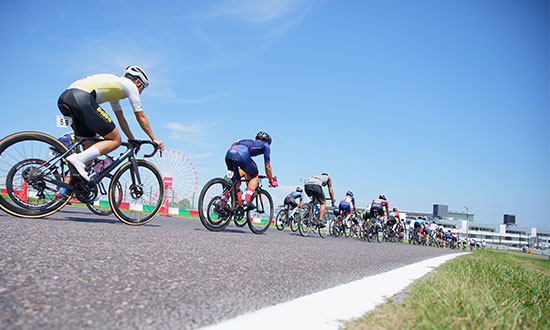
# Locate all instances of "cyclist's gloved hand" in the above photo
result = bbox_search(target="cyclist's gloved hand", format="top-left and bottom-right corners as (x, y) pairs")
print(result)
(269, 176), (278, 188)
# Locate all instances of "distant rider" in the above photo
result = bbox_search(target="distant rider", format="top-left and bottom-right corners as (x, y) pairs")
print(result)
(284, 187), (303, 218)
(369, 195), (390, 223)
(303, 173), (335, 226)
(388, 207), (401, 232)
(337, 191), (357, 226)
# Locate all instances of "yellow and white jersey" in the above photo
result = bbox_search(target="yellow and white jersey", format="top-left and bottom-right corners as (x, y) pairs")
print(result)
(67, 73), (143, 112)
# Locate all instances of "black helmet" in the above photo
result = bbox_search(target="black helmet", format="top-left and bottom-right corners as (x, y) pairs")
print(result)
(346, 191), (353, 197)
(255, 131), (272, 145)
(296, 186), (303, 193)
(379, 194), (386, 200)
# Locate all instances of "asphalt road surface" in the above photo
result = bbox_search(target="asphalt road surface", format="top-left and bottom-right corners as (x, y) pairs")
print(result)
(1, 206), (459, 329)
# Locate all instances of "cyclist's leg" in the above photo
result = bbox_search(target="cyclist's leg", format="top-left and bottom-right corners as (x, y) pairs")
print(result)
(241, 160), (258, 205)
(310, 185), (326, 220)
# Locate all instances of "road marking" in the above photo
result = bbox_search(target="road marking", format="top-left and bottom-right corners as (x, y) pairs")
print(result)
(202, 253), (467, 330)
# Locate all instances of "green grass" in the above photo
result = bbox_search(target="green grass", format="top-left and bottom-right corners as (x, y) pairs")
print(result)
(341, 250), (550, 329)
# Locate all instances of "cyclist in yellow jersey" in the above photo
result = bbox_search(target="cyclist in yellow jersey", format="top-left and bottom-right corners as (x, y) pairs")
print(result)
(57, 66), (164, 181)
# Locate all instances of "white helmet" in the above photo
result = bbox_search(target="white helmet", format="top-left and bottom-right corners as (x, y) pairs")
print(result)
(124, 65), (149, 88)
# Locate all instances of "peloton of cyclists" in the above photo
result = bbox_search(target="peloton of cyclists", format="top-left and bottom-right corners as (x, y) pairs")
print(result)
(303, 173), (335, 226)
(57, 66), (164, 181)
(224, 131), (278, 209)
(337, 191), (357, 227)
(283, 187), (304, 219)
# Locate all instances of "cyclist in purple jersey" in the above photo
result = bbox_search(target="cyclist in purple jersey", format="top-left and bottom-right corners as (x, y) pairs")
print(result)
(224, 131), (277, 208)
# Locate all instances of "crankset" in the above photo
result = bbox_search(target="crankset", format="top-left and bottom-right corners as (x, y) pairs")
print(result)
(74, 180), (98, 203)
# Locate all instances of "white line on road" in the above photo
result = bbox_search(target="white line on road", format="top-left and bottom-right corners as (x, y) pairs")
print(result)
(202, 253), (467, 330)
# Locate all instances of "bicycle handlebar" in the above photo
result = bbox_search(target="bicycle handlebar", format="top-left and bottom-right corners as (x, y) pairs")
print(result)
(126, 139), (160, 158)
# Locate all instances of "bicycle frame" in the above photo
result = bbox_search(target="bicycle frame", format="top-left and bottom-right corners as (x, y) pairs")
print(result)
(37, 138), (153, 192)
(225, 175), (268, 214)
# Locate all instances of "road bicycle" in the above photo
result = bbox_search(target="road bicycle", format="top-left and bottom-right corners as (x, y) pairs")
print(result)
(0, 131), (164, 225)
(381, 220), (405, 242)
(361, 215), (384, 243)
(57, 139), (122, 216)
(298, 199), (329, 238)
(330, 208), (352, 238)
(275, 204), (300, 232)
(197, 175), (274, 234)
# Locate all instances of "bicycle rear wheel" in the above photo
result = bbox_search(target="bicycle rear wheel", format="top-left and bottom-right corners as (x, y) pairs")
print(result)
(298, 205), (312, 237)
(247, 188), (274, 234)
(343, 218), (351, 238)
(318, 213), (328, 238)
(0, 132), (72, 218)
(365, 220), (374, 242)
(109, 160), (164, 225)
(275, 209), (287, 230)
(198, 178), (233, 231)
(290, 212), (300, 232)
(376, 225), (384, 243)
(331, 216), (342, 237)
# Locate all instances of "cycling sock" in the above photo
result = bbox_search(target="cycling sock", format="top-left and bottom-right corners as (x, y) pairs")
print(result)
(244, 189), (254, 203)
(236, 191), (242, 204)
(77, 146), (101, 163)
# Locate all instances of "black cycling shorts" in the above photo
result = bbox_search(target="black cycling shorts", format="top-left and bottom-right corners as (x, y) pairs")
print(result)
(304, 184), (325, 203)
(58, 89), (116, 137)
(370, 205), (384, 217)
(284, 196), (298, 208)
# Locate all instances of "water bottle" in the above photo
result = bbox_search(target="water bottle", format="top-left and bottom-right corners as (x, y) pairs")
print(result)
(92, 156), (114, 174)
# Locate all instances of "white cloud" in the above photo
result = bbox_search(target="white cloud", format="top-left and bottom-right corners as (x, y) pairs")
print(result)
(165, 122), (216, 134)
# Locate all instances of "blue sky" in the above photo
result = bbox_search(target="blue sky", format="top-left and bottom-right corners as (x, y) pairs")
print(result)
(1, 0), (548, 230)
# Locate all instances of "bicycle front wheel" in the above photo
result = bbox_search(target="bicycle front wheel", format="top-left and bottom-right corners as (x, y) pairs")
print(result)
(109, 160), (164, 225)
(247, 188), (274, 234)
(0, 131), (71, 218)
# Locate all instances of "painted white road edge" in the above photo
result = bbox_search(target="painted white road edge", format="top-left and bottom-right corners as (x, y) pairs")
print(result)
(202, 252), (468, 330)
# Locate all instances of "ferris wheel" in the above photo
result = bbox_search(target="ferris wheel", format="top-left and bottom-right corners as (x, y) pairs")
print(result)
(149, 148), (198, 209)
